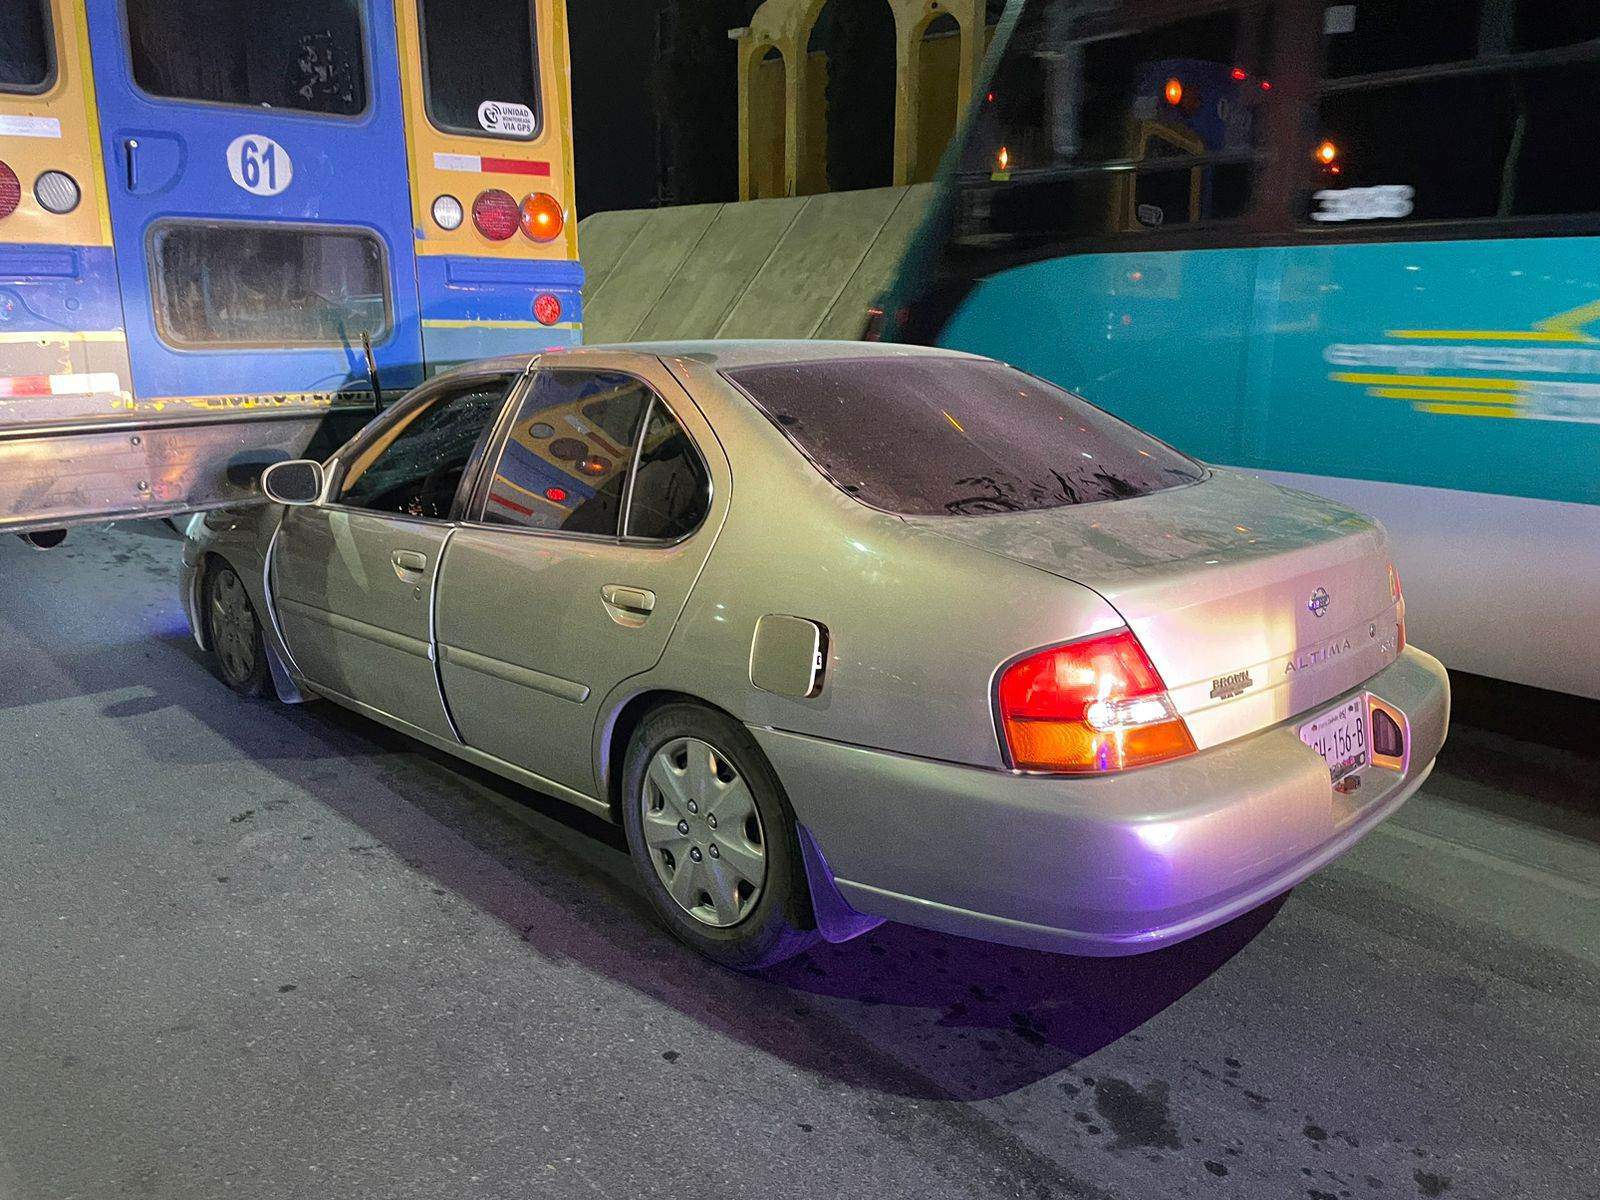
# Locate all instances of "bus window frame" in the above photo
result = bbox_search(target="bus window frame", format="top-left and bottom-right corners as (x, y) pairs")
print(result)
(115, 0), (374, 122)
(415, 0), (544, 143)
(0, 0), (58, 97)
(144, 218), (397, 353)
(1292, 21), (1600, 244)
(948, 0), (1275, 256)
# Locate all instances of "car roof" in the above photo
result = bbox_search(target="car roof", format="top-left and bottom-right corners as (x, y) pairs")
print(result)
(434, 340), (982, 380)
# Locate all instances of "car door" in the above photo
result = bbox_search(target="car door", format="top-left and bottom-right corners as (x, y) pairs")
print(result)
(272, 368), (525, 740)
(435, 356), (725, 797)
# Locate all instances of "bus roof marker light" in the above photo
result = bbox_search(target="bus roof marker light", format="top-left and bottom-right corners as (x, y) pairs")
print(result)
(431, 194), (464, 231)
(1163, 77), (1183, 106)
(1230, 66), (1249, 81)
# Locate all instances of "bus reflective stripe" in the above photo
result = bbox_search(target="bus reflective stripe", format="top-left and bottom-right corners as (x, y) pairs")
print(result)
(432, 152), (550, 177)
(0, 372), (121, 397)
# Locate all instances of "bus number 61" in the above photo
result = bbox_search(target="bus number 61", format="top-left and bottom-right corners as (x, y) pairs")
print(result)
(226, 134), (294, 197)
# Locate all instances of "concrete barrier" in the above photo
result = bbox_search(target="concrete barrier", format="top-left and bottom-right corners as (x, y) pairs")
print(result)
(577, 184), (935, 345)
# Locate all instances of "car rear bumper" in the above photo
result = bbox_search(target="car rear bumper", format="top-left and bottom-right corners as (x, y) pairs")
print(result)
(753, 646), (1449, 956)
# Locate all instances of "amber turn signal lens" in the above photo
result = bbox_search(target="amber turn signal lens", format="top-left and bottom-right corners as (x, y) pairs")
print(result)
(519, 192), (564, 242)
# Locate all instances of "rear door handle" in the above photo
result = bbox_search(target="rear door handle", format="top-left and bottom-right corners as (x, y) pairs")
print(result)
(601, 584), (655, 627)
(392, 549), (428, 578)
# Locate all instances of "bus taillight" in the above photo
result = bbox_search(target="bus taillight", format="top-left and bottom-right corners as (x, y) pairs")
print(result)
(0, 162), (20, 220)
(34, 171), (80, 215)
(472, 189), (519, 241)
(519, 193), (564, 243)
(431, 194), (464, 231)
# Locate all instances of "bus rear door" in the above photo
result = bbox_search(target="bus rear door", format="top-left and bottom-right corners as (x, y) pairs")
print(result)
(83, 0), (423, 409)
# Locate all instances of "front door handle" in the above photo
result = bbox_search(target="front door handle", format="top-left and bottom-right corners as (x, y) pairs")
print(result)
(392, 549), (428, 579)
(601, 584), (656, 627)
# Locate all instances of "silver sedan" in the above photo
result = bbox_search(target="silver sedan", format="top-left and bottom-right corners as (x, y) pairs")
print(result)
(181, 341), (1449, 968)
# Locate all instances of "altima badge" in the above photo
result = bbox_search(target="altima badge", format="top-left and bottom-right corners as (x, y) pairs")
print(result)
(1308, 587), (1331, 618)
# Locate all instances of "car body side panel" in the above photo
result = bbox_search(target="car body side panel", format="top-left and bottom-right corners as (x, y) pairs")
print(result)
(638, 357), (1129, 772)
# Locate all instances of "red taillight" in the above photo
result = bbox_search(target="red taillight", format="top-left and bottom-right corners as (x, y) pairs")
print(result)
(533, 292), (562, 325)
(0, 162), (20, 220)
(519, 192), (564, 242)
(472, 189), (519, 241)
(997, 629), (1197, 773)
(1389, 563), (1407, 653)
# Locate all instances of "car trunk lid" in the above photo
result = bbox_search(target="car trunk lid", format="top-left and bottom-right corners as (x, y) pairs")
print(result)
(907, 470), (1404, 750)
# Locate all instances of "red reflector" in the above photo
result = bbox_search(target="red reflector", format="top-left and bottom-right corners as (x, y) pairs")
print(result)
(472, 189), (519, 241)
(533, 292), (562, 326)
(997, 629), (1196, 773)
(0, 162), (20, 220)
(519, 192), (564, 243)
(544, 487), (568, 503)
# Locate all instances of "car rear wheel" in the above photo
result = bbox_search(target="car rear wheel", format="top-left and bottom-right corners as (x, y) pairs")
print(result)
(621, 703), (819, 970)
(206, 562), (269, 698)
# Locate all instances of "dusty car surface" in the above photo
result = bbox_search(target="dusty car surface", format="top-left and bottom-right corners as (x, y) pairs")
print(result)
(182, 341), (1449, 968)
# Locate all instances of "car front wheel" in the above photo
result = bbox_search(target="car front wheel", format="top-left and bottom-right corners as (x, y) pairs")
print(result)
(205, 562), (269, 698)
(621, 703), (819, 970)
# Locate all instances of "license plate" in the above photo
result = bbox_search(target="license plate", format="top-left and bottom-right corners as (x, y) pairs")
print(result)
(1299, 697), (1368, 783)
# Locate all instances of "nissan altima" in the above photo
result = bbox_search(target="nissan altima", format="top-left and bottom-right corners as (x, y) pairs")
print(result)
(181, 341), (1449, 968)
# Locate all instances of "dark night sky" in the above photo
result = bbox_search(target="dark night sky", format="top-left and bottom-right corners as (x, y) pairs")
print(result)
(568, 0), (764, 216)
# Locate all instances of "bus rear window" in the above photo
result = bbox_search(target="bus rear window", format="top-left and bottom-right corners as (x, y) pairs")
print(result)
(420, 0), (541, 139)
(126, 0), (365, 115)
(0, 0), (53, 93)
(725, 357), (1205, 517)
(151, 223), (390, 349)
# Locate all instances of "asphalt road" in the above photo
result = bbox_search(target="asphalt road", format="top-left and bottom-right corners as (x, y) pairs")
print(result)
(1, 522), (1596, 1200)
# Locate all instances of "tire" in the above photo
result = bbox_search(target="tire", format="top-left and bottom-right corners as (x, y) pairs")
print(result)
(205, 562), (270, 698)
(621, 703), (820, 970)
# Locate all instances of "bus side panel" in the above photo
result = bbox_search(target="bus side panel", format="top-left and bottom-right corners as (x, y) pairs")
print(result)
(395, 0), (584, 369)
(935, 249), (1260, 464)
(1261, 237), (1600, 508)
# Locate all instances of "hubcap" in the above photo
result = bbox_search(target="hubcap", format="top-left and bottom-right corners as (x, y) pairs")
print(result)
(641, 737), (766, 928)
(209, 569), (257, 685)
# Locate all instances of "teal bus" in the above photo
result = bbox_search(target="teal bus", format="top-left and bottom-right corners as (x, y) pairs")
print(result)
(879, 0), (1600, 699)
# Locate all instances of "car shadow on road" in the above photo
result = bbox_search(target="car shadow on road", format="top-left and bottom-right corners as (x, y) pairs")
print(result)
(129, 626), (1286, 1103)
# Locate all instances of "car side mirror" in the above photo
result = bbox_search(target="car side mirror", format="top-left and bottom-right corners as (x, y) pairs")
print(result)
(261, 459), (324, 506)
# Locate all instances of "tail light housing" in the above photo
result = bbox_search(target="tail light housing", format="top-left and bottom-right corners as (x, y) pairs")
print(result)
(0, 162), (20, 220)
(1388, 562), (1406, 653)
(34, 170), (80, 215)
(472, 189), (519, 241)
(533, 292), (562, 326)
(997, 628), (1197, 773)
(519, 191), (564, 242)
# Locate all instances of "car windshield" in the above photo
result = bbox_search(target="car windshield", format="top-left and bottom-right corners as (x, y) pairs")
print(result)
(724, 356), (1204, 516)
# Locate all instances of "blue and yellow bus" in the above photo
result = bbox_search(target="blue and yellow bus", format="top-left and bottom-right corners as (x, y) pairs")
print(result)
(0, 0), (580, 537)
(882, 0), (1600, 698)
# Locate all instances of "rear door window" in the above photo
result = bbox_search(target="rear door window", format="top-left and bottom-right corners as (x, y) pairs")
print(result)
(150, 223), (390, 348)
(126, 0), (366, 115)
(419, 0), (541, 138)
(338, 376), (515, 520)
(0, 0), (53, 93)
(725, 357), (1204, 517)
(481, 370), (652, 535)
(625, 403), (711, 541)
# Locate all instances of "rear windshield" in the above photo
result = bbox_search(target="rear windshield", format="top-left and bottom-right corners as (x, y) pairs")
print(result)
(420, 0), (541, 139)
(0, 0), (52, 93)
(725, 357), (1204, 516)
